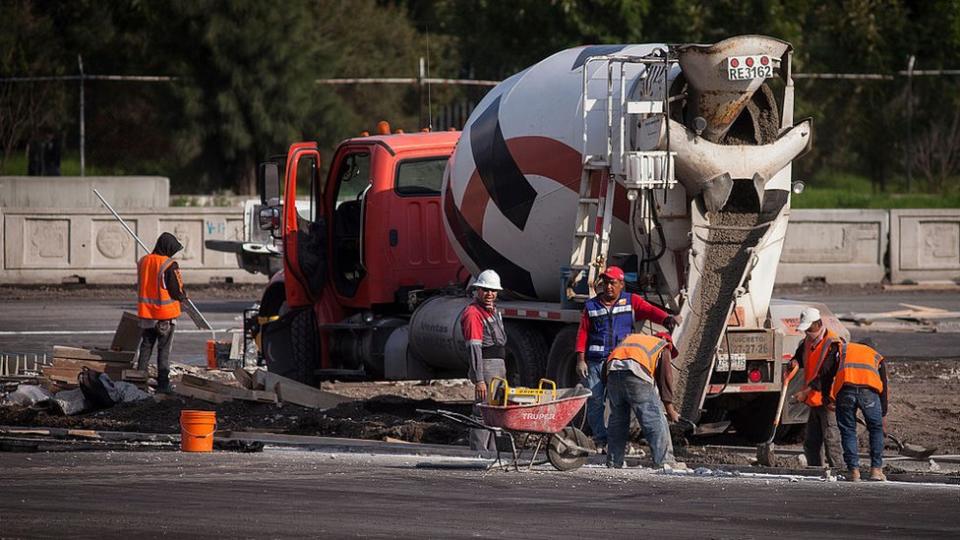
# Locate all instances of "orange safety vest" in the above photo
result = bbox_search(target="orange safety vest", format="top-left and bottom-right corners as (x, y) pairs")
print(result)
(137, 254), (182, 320)
(802, 328), (839, 407)
(605, 333), (668, 379)
(830, 342), (884, 399)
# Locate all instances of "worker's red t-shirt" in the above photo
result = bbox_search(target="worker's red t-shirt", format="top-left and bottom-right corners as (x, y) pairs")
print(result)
(574, 293), (669, 353)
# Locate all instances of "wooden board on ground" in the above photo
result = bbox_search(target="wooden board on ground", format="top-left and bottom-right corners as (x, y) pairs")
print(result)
(180, 374), (277, 404)
(173, 384), (233, 404)
(43, 365), (125, 381)
(233, 368), (255, 389)
(122, 369), (148, 381)
(253, 369), (351, 409)
(110, 312), (142, 352)
(50, 358), (127, 373)
(52, 346), (134, 364)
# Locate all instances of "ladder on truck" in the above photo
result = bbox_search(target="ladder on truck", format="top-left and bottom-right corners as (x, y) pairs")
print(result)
(565, 52), (680, 303)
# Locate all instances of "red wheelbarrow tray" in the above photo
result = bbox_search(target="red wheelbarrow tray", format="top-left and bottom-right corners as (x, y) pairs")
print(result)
(477, 387), (592, 434)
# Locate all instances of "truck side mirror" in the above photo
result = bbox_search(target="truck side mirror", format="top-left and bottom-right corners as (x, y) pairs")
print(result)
(258, 162), (281, 205)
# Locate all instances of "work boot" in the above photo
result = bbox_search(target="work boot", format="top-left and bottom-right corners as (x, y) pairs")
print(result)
(868, 467), (887, 482)
(847, 468), (861, 482)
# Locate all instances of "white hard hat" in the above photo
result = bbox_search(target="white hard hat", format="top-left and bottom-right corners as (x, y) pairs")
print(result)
(471, 269), (503, 291)
(796, 307), (821, 332)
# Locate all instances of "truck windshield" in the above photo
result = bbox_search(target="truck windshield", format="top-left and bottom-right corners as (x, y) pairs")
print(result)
(395, 158), (447, 196)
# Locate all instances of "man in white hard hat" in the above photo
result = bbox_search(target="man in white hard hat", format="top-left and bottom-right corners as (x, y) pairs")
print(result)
(462, 269), (508, 452)
(788, 306), (844, 469)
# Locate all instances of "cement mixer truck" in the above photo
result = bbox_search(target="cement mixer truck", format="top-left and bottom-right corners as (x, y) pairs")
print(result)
(254, 35), (846, 441)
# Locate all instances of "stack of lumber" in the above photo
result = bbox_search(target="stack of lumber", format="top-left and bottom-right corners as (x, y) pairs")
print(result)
(173, 369), (351, 409)
(41, 347), (134, 386)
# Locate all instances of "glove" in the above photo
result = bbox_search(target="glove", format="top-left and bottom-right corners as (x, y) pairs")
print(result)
(576, 360), (588, 380)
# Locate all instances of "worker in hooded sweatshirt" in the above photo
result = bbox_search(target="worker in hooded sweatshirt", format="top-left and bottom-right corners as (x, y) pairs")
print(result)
(462, 269), (507, 452)
(136, 232), (187, 393)
(575, 266), (681, 450)
(820, 338), (889, 482)
(788, 307), (844, 468)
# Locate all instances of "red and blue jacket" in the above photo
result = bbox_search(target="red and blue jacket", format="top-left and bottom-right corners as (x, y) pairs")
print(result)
(576, 292), (669, 363)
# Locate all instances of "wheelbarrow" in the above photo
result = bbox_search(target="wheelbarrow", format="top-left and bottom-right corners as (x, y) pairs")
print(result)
(419, 384), (596, 471)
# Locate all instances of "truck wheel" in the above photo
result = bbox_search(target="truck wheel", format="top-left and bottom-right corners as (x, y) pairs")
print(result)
(504, 322), (548, 387)
(264, 307), (319, 386)
(289, 308), (320, 386)
(729, 395), (779, 443)
(545, 325), (579, 388)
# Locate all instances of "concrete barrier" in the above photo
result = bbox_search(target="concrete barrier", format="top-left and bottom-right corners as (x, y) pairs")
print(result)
(890, 209), (960, 284)
(0, 207), (266, 284)
(776, 209), (888, 284)
(0, 176), (169, 208)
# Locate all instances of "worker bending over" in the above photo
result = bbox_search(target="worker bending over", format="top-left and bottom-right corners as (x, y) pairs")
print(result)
(821, 338), (889, 482)
(788, 307), (843, 468)
(136, 232), (187, 393)
(462, 269), (507, 452)
(575, 266), (680, 449)
(604, 332), (681, 468)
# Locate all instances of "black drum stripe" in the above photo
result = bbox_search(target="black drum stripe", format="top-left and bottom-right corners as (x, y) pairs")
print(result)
(443, 187), (537, 298)
(469, 96), (538, 231)
(571, 45), (626, 70)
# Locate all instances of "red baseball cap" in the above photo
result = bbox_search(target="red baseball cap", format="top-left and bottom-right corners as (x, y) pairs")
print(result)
(600, 266), (625, 281)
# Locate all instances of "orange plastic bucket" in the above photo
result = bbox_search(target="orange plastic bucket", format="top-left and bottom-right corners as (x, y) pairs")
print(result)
(180, 410), (216, 452)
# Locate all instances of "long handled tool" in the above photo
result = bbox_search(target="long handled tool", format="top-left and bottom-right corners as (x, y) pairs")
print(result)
(92, 189), (212, 332)
(855, 416), (936, 459)
(756, 363), (800, 467)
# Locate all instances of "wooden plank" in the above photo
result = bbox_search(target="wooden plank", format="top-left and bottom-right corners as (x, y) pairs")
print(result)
(173, 384), (232, 404)
(181, 374), (276, 404)
(111, 312), (142, 352)
(52, 346), (134, 364)
(52, 358), (128, 373)
(43, 366), (125, 380)
(253, 369), (350, 409)
(233, 368), (255, 389)
(122, 369), (149, 381)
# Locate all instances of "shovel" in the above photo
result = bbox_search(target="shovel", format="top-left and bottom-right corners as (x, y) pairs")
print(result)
(756, 363), (799, 467)
(856, 416), (936, 459)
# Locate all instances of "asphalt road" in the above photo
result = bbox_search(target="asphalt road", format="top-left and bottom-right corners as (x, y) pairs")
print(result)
(1, 450), (957, 539)
(0, 297), (250, 366)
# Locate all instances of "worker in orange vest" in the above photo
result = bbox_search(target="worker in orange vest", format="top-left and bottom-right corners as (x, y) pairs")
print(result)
(603, 332), (683, 469)
(136, 232), (187, 393)
(821, 338), (889, 482)
(787, 307), (843, 468)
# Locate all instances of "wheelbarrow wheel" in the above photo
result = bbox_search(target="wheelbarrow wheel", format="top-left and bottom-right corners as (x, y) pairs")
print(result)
(547, 427), (594, 471)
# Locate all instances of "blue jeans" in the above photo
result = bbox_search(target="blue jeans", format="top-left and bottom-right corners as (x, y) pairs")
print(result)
(606, 370), (675, 467)
(835, 386), (884, 470)
(581, 361), (607, 444)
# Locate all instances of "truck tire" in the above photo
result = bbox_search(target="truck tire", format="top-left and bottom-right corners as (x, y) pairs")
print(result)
(729, 395), (780, 443)
(545, 325), (579, 388)
(264, 307), (319, 387)
(289, 307), (320, 386)
(504, 321), (548, 387)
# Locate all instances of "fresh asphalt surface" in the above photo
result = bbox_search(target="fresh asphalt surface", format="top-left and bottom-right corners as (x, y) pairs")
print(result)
(1, 450), (958, 539)
(0, 289), (957, 364)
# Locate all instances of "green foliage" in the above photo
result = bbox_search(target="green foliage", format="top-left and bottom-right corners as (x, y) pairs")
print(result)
(2, 0), (960, 203)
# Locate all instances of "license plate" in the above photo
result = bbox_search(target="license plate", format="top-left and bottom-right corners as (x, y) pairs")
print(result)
(715, 353), (747, 372)
(726, 55), (774, 81)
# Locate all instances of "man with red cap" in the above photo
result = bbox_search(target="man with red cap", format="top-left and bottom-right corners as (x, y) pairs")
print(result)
(575, 266), (681, 449)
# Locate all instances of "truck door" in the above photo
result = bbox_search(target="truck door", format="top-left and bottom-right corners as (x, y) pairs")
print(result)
(282, 143), (325, 308)
(328, 148), (372, 298)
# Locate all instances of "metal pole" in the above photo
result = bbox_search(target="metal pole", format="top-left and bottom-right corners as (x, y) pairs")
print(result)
(906, 55), (915, 191)
(92, 189), (149, 254)
(78, 55), (85, 177)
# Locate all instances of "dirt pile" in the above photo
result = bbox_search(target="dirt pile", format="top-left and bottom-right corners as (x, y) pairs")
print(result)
(0, 394), (473, 446)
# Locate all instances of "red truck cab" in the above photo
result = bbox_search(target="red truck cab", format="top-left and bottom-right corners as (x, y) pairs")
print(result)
(257, 131), (463, 382)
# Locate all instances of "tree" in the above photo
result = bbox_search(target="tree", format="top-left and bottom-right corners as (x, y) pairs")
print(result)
(0, 1), (67, 173)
